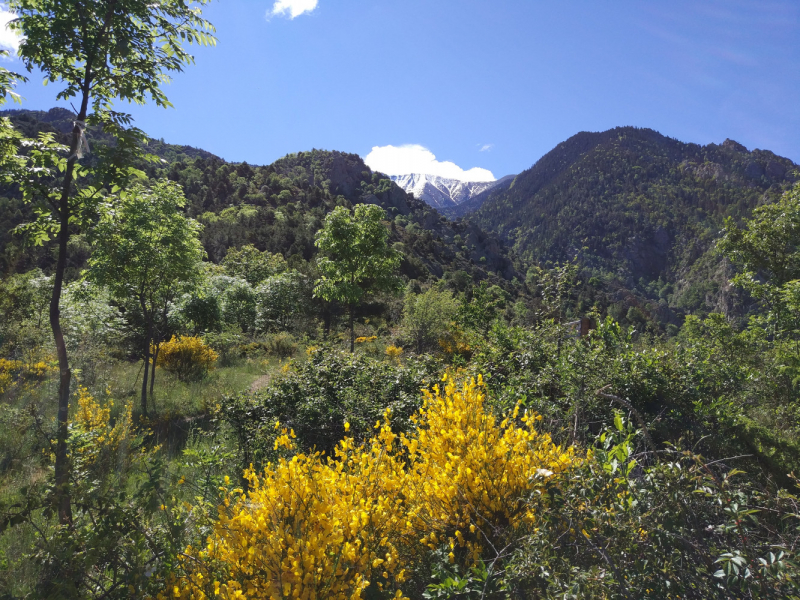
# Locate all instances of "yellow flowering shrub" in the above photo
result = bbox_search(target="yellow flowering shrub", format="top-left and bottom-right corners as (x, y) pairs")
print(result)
(71, 386), (133, 467)
(167, 421), (409, 600)
(0, 358), (55, 395)
(0, 358), (22, 395)
(23, 360), (54, 379)
(400, 374), (577, 561)
(355, 336), (377, 344)
(385, 345), (403, 362)
(437, 326), (471, 359)
(158, 335), (218, 381)
(164, 375), (578, 599)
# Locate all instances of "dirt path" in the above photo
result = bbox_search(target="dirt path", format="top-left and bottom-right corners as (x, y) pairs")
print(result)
(250, 374), (271, 392)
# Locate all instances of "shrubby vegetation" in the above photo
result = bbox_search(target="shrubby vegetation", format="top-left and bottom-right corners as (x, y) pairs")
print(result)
(158, 335), (218, 382)
(0, 125), (798, 599)
(3, 175), (800, 596)
(0, 6), (799, 594)
(167, 375), (577, 600)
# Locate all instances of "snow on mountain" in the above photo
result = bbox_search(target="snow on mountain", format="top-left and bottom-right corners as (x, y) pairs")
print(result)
(390, 174), (505, 209)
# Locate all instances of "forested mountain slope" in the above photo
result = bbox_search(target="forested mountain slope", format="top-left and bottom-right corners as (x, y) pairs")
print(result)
(466, 126), (798, 316)
(151, 150), (518, 286)
(0, 109), (519, 290)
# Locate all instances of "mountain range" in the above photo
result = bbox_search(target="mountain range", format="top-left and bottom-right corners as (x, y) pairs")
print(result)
(389, 173), (514, 209)
(2, 109), (799, 331)
(0, 108), (520, 294)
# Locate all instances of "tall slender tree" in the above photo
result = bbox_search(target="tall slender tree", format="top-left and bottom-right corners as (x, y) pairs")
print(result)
(314, 204), (402, 351)
(87, 180), (205, 416)
(9, 0), (215, 525)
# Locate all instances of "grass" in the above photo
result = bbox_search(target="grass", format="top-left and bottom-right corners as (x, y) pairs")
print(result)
(0, 352), (285, 501)
(0, 351), (289, 596)
(0, 521), (38, 598)
(105, 356), (276, 418)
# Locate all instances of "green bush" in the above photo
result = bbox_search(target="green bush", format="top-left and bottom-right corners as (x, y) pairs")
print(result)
(202, 326), (245, 366)
(219, 346), (441, 469)
(507, 416), (800, 599)
(264, 331), (298, 358)
(401, 286), (458, 354)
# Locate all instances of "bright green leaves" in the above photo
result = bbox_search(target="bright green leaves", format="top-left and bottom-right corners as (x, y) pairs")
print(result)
(0, 50), (26, 106)
(596, 411), (637, 477)
(718, 182), (800, 388)
(718, 182), (800, 289)
(11, 133), (70, 245)
(0, 50), (29, 199)
(86, 179), (205, 303)
(222, 245), (288, 286)
(313, 204), (402, 307)
(613, 410), (623, 432)
(401, 286), (458, 354)
(9, 0), (216, 112)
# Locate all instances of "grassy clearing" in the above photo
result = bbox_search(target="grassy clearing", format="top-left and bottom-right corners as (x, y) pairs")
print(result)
(0, 353), (286, 595)
(104, 357), (276, 419)
(0, 355), (284, 498)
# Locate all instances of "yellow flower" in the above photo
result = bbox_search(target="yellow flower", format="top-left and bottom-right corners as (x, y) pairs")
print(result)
(165, 374), (577, 600)
(385, 345), (403, 362)
(157, 335), (218, 381)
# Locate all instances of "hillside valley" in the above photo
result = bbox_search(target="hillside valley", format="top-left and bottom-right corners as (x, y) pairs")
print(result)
(3, 111), (799, 333)
(0, 108), (519, 294)
(4, 3), (800, 598)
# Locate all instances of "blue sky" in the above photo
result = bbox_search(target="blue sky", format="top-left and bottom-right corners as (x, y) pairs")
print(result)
(2, 0), (799, 180)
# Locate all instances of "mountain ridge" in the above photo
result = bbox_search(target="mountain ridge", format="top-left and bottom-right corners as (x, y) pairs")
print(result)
(463, 125), (799, 325)
(0, 109), (522, 292)
(390, 173), (512, 209)
(5, 110), (800, 330)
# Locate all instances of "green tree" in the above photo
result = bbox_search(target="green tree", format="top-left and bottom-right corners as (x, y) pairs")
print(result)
(402, 286), (458, 354)
(719, 182), (800, 387)
(217, 277), (258, 333)
(458, 281), (510, 334)
(222, 244), (287, 285)
(256, 271), (310, 333)
(0, 50), (26, 180)
(87, 180), (205, 416)
(9, 0), (215, 524)
(718, 182), (800, 289)
(718, 183), (800, 341)
(314, 204), (401, 351)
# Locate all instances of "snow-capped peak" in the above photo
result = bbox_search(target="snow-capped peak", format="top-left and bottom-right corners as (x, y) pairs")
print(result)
(390, 174), (503, 209)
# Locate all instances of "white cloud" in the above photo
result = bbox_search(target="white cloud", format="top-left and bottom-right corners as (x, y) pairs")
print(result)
(0, 7), (20, 53)
(364, 144), (495, 182)
(269, 0), (318, 19)
(479, 143), (494, 152)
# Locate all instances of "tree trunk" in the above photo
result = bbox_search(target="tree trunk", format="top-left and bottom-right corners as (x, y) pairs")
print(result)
(140, 303), (152, 417)
(149, 344), (158, 397)
(51, 201), (73, 527)
(141, 344), (150, 418)
(323, 304), (331, 338)
(149, 299), (169, 405)
(349, 304), (355, 353)
(51, 97), (89, 526)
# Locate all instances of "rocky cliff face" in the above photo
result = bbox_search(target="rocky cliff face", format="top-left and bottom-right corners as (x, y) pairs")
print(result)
(390, 174), (507, 209)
